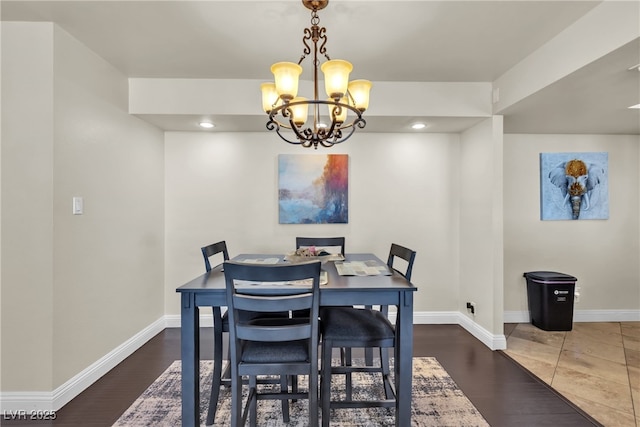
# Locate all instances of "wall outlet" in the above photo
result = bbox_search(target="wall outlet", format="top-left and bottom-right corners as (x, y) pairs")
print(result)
(466, 301), (476, 315)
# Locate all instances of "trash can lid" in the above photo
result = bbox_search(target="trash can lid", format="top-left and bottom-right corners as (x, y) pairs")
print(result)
(523, 271), (577, 282)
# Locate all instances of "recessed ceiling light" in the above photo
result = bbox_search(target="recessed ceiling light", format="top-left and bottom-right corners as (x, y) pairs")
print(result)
(411, 123), (426, 130)
(629, 104), (640, 109)
(199, 122), (215, 129)
(628, 64), (640, 71)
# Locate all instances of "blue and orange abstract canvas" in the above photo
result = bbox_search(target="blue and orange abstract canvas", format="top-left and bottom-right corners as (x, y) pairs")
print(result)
(278, 154), (348, 224)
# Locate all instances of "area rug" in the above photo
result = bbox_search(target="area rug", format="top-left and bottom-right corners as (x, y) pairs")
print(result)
(113, 357), (489, 426)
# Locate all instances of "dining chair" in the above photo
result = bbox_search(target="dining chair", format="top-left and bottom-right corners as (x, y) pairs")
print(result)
(202, 241), (290, 425)
(319, 243), (416, 425)
(202, 240), (230, 272)
(293, 236), (346, 320)
(296, 236), (345, 255)
(223, 260), (322, 427)
(201, 241), (231, 426)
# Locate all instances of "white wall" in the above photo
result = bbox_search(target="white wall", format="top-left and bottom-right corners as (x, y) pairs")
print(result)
(1, 22), (55, 392)
(164, 131), (462, 316)
(51, 27), (165, 388)
(503, 134), (640, 319)
(1, 22), (165, 396)
(458, 117), (505, 336)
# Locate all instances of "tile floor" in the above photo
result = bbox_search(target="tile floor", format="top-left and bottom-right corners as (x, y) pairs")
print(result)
(504, 322), (639, 427)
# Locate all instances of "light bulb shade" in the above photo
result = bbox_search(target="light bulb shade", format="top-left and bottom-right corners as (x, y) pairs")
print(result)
(271, 62), (303, 101)
(260, 82), (279, 113)
(289, 97), (308, 127)
(321, 59), (353, 99)
(328, 98), (348, 124)
(348, 79), (372, 112)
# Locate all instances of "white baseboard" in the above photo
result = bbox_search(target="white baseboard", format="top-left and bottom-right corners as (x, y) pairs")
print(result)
(164, 312), (215, 328)
(458, 314), (507, 350)
(3, 308), (638, 412)
(0, 317), (166, 412)
(391, 310), (507, 350)
(504, 309), (640, 324)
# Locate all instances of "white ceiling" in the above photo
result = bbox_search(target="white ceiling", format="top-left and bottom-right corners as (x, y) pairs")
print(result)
(2, 0), (639, 135)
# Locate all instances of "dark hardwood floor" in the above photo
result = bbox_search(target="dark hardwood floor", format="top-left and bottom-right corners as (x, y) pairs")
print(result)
(3, 325), (601, 426)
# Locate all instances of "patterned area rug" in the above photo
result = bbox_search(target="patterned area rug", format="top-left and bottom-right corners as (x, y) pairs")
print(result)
(113, 357), (489, 426)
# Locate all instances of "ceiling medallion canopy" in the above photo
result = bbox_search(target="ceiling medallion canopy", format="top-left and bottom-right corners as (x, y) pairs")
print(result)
(260, 0), (372, 149)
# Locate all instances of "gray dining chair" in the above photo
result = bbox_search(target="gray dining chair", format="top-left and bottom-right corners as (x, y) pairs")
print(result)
(201, 241), (289, 425)
(201, 241), (231, 426)
(224, 260), (321, 427)
(319, 243), (416, 425)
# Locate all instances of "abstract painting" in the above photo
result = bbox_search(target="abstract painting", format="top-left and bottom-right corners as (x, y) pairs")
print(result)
(278, 154), (348, 224)
(540, 152), (608, 220)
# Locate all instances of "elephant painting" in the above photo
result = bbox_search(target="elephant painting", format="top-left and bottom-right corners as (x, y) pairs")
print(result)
(541, 152), (608, 221)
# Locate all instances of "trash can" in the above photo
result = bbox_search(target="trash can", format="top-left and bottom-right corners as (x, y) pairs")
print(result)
(523, 271), (577, 331)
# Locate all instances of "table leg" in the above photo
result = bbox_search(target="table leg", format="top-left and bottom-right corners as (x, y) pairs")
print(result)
(395, 291), (413, 426)
(181, 292), (200, 426)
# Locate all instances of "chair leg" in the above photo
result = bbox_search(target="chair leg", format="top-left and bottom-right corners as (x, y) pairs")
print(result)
(379, 347), (394, 398)
(249, 376), (258, 427)
(280, 375), (290, 422)
(221, 343), (231, 383)
(363, 305), (375, 367)
(344, 347), (353, 400)
(206, 307), (224, 425)
(364, 346), (374, 366)
(289, 374), (299, 400)
(321, 340), (333, 427)
(230, 369), (243, 427)
(309, 357), (319, 427)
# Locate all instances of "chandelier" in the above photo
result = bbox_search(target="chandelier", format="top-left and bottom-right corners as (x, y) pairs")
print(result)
(260, 0), (372, 149)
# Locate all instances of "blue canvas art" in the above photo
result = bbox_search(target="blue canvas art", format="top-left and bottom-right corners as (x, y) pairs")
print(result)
(540, 152), (609, 220)
(278, 154), (348, 224)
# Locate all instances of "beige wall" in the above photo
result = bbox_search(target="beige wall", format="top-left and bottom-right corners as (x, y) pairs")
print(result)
(1, 23), (165, 392)
(1, 22), (55, 392)
(503, 134), (640, 314)
(459, 117), (505, 333)
(164, 131), (462, 317)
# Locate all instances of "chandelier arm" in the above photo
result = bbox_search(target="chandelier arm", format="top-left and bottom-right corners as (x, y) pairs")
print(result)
(345, 89), (355, 107)
(300, 28), (312, 64)
(288, 117), (312, 142)
(318, 27), (329, 61)
(277, 102), (319, 145)
(275, 127), (306, 146)
(338, 117), (367, 131)
(323, 126), (359, 147)
(268, 105), (295, 130)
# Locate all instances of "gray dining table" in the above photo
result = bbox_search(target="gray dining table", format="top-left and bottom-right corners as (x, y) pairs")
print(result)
(176, 253), (417, 426)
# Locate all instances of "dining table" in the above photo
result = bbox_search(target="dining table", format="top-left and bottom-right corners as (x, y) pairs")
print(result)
(175, 253), (417, 426)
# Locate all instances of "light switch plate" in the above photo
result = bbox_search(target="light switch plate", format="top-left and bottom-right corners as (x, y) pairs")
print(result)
(73, 196), (83, 215)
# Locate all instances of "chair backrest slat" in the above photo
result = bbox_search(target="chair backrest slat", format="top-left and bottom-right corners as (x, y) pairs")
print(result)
(233, 292), (313, 312)
(237, 324), (311, 342)
(296, 237), (345, 255)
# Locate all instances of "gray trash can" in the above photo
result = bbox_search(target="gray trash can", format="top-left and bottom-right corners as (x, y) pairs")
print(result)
(523, 271), (577, 331)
